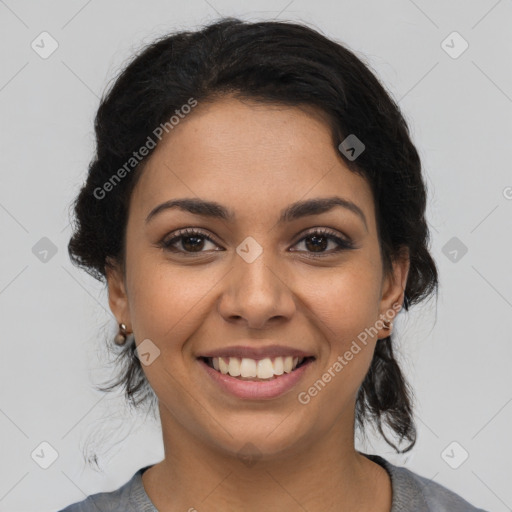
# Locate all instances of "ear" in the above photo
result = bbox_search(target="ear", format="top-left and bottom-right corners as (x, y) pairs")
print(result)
(105, 257), (132, 330)
(377, 246), (410, 339)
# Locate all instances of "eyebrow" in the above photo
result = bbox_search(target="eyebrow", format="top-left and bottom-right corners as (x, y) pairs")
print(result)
(145, 196), (368, 231)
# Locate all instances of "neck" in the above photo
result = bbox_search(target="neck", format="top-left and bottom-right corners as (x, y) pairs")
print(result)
(141, 405), (392, 512)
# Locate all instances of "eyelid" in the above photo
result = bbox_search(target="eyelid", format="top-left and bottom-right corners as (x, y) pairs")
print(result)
(293, 226), (352, 245)
(158, 226), (355, 256)
(160, 228), (220, 250)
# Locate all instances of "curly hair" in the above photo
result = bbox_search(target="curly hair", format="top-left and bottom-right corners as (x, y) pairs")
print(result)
(68, 17), (438, 456)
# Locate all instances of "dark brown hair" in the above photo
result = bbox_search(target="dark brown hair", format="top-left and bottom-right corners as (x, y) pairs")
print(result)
(68, 17), (438, 456)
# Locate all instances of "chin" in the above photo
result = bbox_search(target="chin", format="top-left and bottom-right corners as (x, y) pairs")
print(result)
(208, 420), (312, 464)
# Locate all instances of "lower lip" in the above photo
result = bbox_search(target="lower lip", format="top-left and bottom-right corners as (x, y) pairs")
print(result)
(198, 358), (314, 400)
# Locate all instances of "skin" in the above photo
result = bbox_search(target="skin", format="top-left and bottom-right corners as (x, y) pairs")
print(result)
(106, 95), (409, 512)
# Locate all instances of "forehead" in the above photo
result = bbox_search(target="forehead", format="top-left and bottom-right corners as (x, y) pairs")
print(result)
(129, 96), (375, 226)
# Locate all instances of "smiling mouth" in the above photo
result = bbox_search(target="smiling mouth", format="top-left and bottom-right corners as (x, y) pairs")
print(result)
(199, 356), (315, 381)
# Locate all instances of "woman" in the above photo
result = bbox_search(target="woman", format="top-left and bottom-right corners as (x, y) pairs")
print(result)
(60, 17), (488, 512)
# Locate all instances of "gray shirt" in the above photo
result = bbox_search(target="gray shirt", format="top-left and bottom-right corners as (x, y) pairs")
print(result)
(57, 453), (489, 511)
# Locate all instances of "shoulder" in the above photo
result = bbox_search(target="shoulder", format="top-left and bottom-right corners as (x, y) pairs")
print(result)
(405, 468), (489, 511)
(364, 453), (490, 512)
(56, 466), (154, 512)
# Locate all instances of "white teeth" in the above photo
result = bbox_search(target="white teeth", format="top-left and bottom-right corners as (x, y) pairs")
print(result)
(240, 358), (257, 378)
(218, 357), (229, 374)
(257, 358), (274, 379)
(210, 355), (305, 379)
(228, 357), (241, 376)
(273, 356), (284, 375)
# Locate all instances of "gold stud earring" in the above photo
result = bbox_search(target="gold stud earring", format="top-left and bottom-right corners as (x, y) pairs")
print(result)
(114, 322), (132, 346)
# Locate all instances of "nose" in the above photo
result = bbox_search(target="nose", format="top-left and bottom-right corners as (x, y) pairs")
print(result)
(217, 249), (296, 330)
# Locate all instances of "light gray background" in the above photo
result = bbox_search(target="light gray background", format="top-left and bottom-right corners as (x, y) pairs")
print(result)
(1, 1), (511, 511)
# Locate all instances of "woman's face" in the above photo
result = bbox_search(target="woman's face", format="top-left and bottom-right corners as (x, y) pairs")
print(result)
(106, 95), (409, 460)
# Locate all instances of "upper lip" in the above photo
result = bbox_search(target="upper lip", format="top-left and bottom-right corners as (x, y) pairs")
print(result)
(198, 345), (315, 360)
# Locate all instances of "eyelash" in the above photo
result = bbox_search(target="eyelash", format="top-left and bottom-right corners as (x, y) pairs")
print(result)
(158, 227), (355, 258)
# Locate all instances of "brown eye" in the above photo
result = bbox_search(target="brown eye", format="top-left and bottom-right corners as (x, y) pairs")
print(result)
(180, 234), (205, 252)
(291, 228), (355, 257)
(304, 234), (329, 252)
(159, 228), (220, 254)
(158, 227), (355, 258)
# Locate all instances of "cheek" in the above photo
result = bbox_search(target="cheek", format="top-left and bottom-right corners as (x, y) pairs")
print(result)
(297, 259), (381, 389)
(301, 260), (381, 337)
(299, 271), (379, 411)
(127, 257), (218, 353)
